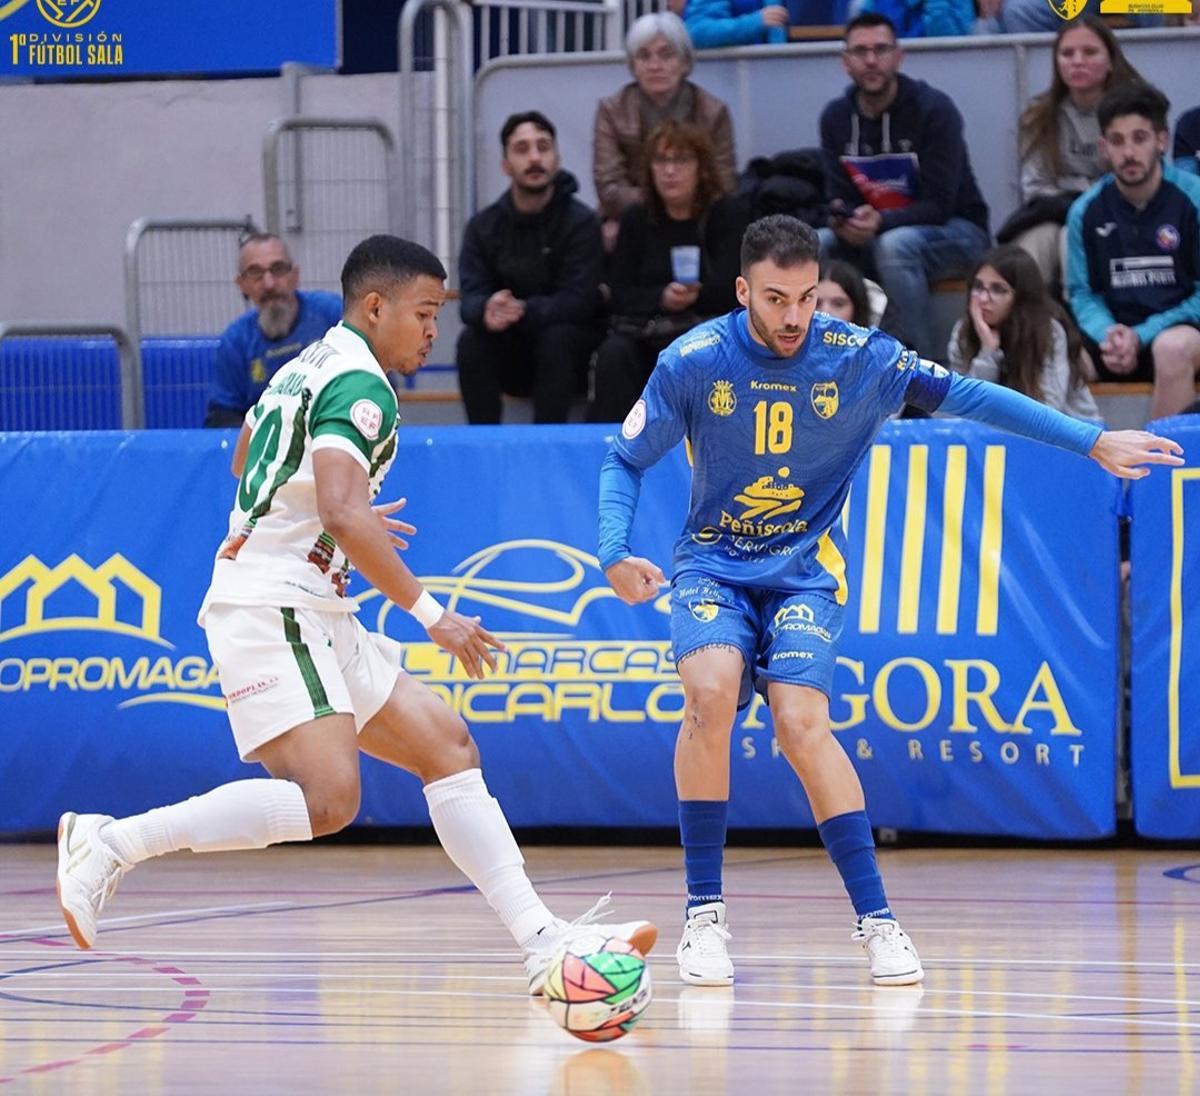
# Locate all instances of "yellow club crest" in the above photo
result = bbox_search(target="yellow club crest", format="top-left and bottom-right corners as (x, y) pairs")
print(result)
(1046, 0), (1087, 18)
(690, 601), (719, 623)
(708, 380), (736, 416)
(811, 381), (839, 420)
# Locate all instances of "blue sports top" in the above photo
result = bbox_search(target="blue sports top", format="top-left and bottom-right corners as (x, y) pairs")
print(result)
(598, 309), (1102, 600)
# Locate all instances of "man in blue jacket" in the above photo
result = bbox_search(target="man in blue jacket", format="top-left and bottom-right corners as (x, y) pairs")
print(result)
(1175, 105), (1200, 177)
(1067, 84), (1200, 421)
(204, 234), (343, 427)
(817, 12), (989, 359)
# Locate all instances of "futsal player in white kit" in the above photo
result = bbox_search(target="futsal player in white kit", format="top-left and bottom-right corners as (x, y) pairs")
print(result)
(55, 235), (656, 992)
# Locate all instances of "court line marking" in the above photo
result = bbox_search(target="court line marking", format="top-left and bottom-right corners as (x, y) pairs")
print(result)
(0, 900), (294, 939)
(5, 948), (1199, 971)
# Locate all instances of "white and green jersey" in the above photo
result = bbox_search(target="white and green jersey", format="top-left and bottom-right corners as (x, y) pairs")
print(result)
(199, 323), (399, 620)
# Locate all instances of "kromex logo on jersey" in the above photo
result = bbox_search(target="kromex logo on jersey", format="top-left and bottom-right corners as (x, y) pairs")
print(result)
(0, 554), (221, 710)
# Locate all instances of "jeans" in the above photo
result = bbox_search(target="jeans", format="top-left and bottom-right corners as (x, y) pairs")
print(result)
(819, 217), (990, 359)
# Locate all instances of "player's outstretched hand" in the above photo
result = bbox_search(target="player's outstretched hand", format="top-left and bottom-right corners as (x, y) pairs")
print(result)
(374, 497), (417, 551)
(427, 609), (505, 679)
(606, 557), (666, 605)
(1089, 430), (1185, 480)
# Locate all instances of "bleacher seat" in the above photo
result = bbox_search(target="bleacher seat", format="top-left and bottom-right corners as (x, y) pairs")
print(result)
(142, 337), (219, 429)
(0, 337), (123, 430)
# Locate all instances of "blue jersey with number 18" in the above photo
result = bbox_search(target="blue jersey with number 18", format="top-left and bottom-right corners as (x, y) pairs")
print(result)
(611, 308), (954, 602)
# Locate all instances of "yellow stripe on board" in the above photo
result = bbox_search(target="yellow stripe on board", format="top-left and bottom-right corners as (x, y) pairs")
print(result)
(897, 445), (929, 633)
(936, 446), (968, 634)
(816, 528), (849, 606)
(858, 445), (891, 634)
(975, 446), (1005, 636)
(1170, 470), (1200, 788)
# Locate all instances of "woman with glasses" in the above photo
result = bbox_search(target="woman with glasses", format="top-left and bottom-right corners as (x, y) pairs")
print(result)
(593, 12), (735, 252)
(949, 245), (1099, 420)
(588, 120), (747, 423)
(999, 17), (1143, 290)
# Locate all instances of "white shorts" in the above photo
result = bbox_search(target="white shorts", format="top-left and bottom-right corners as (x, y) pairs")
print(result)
(204, 603), (404, 761)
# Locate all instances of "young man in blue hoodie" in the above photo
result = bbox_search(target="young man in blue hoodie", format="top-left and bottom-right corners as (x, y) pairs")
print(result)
(817, 12), (989, 359)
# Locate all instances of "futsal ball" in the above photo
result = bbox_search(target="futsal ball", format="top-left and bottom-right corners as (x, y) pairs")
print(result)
(543, 931), (653, 1043)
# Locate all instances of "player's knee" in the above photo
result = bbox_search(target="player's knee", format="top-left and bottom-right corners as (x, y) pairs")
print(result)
(682, 678), (738, 736)
(772, 700), (830, 764)
(425, 712), (480, 782)
(301, 770), (361, 836)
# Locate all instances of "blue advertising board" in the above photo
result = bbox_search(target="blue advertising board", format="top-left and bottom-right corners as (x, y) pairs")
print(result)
(1129, 417), (1200, 840)
(1, 0), (339, 79)
(0, 422), (1120, 837)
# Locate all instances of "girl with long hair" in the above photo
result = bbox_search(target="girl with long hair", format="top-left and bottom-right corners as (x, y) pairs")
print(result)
(949, 245), (1098, 420)
(1000, 17), (1143, 289)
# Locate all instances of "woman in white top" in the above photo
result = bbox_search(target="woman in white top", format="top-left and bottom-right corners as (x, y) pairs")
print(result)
(1003, 17), (1143, 291)
(948, 245), (1099, 421)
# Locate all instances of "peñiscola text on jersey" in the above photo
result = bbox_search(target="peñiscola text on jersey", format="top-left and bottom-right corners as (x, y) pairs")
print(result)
(199, 323), (399, 622)
(612, 309), (953, 603)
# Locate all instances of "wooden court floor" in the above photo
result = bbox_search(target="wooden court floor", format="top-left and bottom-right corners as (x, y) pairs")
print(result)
(1, 844), (1197, 1094)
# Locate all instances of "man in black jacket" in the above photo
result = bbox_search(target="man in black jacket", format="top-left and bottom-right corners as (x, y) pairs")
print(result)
(818, 13), (989, 358)
(457, 112), (604, 423)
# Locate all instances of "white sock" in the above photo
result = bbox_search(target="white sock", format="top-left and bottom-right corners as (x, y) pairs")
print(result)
(423, 768), (555, 946)
(101, 779), (313, 864)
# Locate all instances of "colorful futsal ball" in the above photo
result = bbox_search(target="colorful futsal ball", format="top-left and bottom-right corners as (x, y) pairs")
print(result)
(543, 931), (652, 1043)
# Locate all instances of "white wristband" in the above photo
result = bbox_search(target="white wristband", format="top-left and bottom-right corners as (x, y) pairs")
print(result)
(409, 590), (443, 628)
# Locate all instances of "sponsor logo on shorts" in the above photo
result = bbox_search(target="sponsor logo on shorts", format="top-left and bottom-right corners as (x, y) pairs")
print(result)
(226, 676), (281, 704)
(351, 399), (383, 440)
(773, 603), (832, 642)
(774, 649), (815, 660)
(690, 601), (719, 623)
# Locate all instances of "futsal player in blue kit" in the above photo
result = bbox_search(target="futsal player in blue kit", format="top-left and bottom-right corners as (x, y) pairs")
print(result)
(599, 215), (1182, 987)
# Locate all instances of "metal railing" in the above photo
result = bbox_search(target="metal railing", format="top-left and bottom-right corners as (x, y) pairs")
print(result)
(0, 323), (142, 430)
(398, 0), (622, 273)
(263, 116), (400, 295)
(123, 216), (259, 429)
(124, 216), (260, 339)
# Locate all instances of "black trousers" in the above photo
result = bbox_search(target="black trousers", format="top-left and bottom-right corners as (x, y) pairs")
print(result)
(456, 324), (599, 424)
(587, 332), (663, 424)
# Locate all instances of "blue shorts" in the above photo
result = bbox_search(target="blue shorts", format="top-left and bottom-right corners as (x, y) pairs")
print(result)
(669, 572), (843, 710)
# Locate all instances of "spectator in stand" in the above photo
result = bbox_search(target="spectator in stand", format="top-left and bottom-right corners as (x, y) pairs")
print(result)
(949, 245), (1099, 420)
(817, 259), (886, 326)
(1067, 83), (1200, 420)
(594, 12), (736, 251)
(976, 0), (1163, 34)
(684, 0), (788, 49)
(204, 234), (342, 427)
(589, 121), (747, 423)
(856, 0), (975, 38)
(998, 17), (1143, 292)
(818, 12), (989, 359)
(457, 111), (604, 424)
(1175, 105), (1200, 176)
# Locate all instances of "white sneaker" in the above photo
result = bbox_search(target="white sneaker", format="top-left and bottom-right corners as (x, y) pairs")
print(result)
(853, 916), (924, 986)
(676, 901), (734, 986)
(523, 893), (658, 997)
(56, 812), (132, 950)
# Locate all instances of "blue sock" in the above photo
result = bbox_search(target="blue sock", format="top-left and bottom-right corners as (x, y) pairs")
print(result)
(679, 800), (727, 914)
(817, 810), (893, 921)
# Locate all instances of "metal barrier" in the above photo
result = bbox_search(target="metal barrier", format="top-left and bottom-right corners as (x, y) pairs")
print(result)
(123, 216), (259, 429)
(0, 323), (142, 430)
(263, 116), (400, 295)
(399, 0), (622, 274)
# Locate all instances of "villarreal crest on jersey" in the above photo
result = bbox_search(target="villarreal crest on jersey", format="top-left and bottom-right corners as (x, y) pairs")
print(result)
(613, 309), (950, 601)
